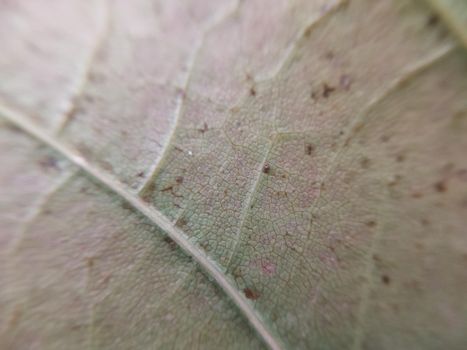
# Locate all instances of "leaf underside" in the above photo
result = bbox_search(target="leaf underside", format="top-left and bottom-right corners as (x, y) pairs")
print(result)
(1, 0), (466, 349)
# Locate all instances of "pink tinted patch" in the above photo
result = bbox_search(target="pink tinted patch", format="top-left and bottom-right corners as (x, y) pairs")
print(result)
(261, 261), (277, 276)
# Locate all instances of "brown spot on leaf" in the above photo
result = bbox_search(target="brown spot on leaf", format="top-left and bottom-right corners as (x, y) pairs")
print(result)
(198, 122), (209, 133)
(427, 14), (439, 27)
(243, 287), (260, 300)
(77, 144), (93, 159)
(136, 171), (145, 178)
(232, 268), (243, 280)
(415, 242), (425, 251)
(276, 191), (288, 198)
(381, 135), (391, 143)
(353, 122), (365, 134)
(325, 51), (334, 60)
(87, 257), (94, 269)
(161, 185), (174, 192)
(176, 176), (184, 184)
(381, 275), (391, 285)
(200, 241), (210, 252)
(161, 185), (183, 198)
(434, 180), (447, 193)
(176, 217), (188, 228)
(322, 83), (336, 98)
(305, 143), (314, 155)
(101, 160), (114, 172)
(121, 201), (132, 211)
(360, 157), (371, 169)
(164, 236), (177, 250)
(262, 163), (270, 174)
(366, 220), (376, 228)
(141, 182), (156, 203)
(396, 154), (405, 162)
(249, 87), (256, 96)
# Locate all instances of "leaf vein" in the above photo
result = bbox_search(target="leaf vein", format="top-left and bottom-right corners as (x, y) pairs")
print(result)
(0, 102), (283, 350)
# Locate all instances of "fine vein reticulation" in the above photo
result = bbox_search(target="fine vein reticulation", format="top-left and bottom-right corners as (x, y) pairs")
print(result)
(1, 0), (467, 349)
(0, 102), (283, 350)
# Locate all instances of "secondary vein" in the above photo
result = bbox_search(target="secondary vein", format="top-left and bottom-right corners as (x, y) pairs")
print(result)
(0, 102), (283, 350)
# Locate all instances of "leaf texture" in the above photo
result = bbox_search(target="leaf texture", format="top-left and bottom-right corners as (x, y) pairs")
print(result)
(1, 0), (467, 349)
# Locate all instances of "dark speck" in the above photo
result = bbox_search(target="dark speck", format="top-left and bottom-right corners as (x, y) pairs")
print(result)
(121, 201), (132, 211)
(176, 176), (184, 184)
(381, 135), (391, 143)
(434, 180), (447, 193)
(427, 14), (439, 27)
(381, 275), (391, 285)
(360, 157), (371, 169)
(87, 257), (94, 269)
(322, 83), (335, 98)
(163, 236), (177, 250)
(263, 163), (270, 174)
(176, 217), (188, 228)
(305, 143), (314, 155)
(198, 122), (209, 133)
(243, 287), (260, 300)
(141, 182), (156, 203)
(161, 185), (174, 192)
(311, 90), (318, 100)
(250, 87), (256, 96)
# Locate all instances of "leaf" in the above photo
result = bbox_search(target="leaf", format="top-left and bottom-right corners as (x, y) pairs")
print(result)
(1, 0), (466, 349)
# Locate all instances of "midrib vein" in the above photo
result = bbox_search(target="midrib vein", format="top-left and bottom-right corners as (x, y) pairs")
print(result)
(0, 102), (283, 350)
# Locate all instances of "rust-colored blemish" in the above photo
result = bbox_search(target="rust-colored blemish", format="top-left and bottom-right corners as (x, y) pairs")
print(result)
(243, 287), (260, 300)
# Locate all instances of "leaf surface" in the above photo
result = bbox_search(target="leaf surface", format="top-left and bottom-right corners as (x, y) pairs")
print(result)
(1, 0), (467, 349)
